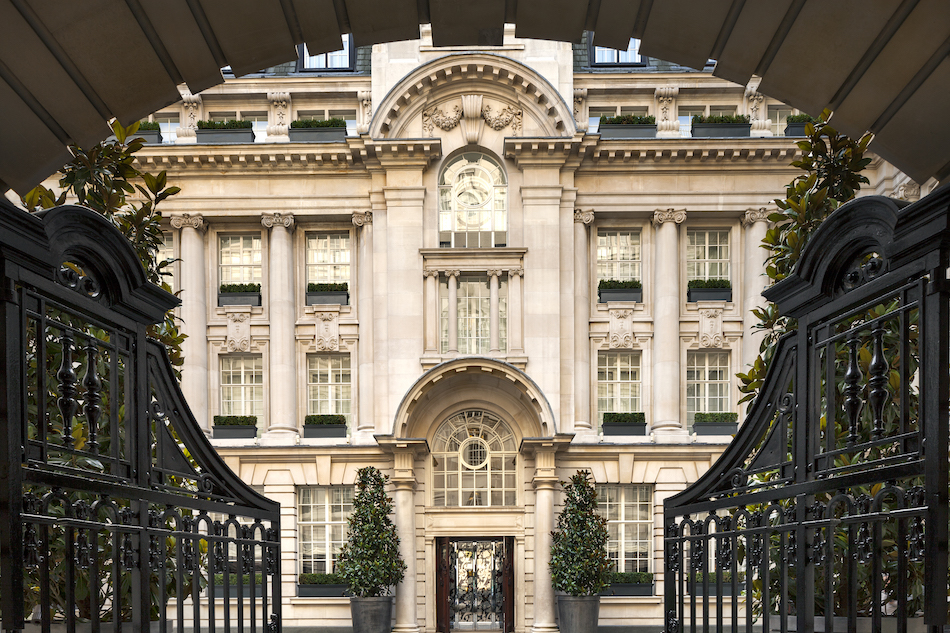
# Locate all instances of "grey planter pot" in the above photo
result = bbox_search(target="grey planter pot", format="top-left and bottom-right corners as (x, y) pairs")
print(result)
(601, 583), (653, 596)
(598, 124), (657, 139)
(598, 288), (642, 303)
(289, 127), (346, 142)
(602, 422), (647, 436)
(693, 422), (737, 436)
(197, 128), (255, 144)
(350, 596), (393, 633)
(302, 424), (347, 438)
(557, 595), (600, 633)
(218, 292), (262, 306)
(687, 287), (732, 302)
(691, 123), (751, 138)
(133, 130), (162, 144)
(213, 425), (258, 439)
(784, 123), (809, 137)
(297, 583), (348, 597)
(306, 290), (349, 305)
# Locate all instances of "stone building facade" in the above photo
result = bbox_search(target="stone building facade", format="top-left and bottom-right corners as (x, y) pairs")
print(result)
(132, 27), (928, 633)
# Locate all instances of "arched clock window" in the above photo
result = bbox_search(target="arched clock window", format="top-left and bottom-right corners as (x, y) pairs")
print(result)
(438, 152), (507, 248)
(432, 410), (517, 507)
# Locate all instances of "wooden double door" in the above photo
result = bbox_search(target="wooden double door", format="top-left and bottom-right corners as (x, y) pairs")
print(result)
(436, 537), (514, 632)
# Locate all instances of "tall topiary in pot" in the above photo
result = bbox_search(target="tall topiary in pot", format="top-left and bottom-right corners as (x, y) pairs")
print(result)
(550, 470), (610, 633)
(337, 467), (406, 633)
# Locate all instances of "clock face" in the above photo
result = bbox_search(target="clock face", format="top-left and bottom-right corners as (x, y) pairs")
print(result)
(454, 167), (491, 208)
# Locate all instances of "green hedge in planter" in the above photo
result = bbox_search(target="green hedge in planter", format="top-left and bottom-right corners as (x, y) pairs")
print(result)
(138, 121), (161, 131)
(609, 572), (653, 584)
(291, 118), (346, 128)
(785, 113), (816, 124)
(600, 114), (655, 125)
(214, 572), (264, 585)
(691, 570), (744, 583)
(220, 283), (261, 293)
(597, 279), (642, 290)
(687, 278), (731, 289)
(307, 282), (348, 292)
(304, 414), (346, 425)
(602, 412), (645, 425)
(692, 412), (738, 425)
(299, 572), (344, 585)
(213, 415), (258, 426)
(197, 119), (253, 129)
(691, 114), (750, 125)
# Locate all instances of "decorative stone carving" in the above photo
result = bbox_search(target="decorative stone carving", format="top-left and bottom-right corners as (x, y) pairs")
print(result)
(262, 213), (295, 231)
(891, 181), (921, 202)
(655, 86), (679, 136)
(357, 90), (372, 135)
(574, 209), (594, 225)
(741, 208), (769, 227)
(461, 94), (484, 144)
(423, 103), (462, 136)
(314, 311), (340, 351)
(745, 83), (771, 136)
(179, 91), (202, 138)
(170, 214), (207, 232)
(226, 311), (251, 352)
(574, 88), (588, 132)
(487, 269), (503, 278)
(482, 103), (522, 135)
(423, 268), (440, 278)
(509, 268), (523, 278)
(699, 309), (724, 348)
(608, 309), (635, 349)
(652, 209), (686, 226)
(445, 269), (461, 279)
(352, 211), (373, 227)
(266, 92), (290, 137)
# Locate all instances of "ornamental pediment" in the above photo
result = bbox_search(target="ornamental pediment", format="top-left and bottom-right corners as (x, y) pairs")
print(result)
(370, 53), (575, 140)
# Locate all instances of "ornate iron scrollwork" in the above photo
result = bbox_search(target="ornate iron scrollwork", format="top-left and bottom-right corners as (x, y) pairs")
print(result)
(842, 256), (885, 292)
(57, 263), (101, 299)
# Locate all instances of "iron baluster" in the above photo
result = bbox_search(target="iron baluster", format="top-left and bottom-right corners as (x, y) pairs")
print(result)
(867, 326), (889, 439)
(82, 339), (101, 453)
(57, 333), (78, 448)
(843, 334), (863, 446)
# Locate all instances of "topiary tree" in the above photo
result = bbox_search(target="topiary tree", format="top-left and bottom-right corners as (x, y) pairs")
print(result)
(337, 467), (406, 597)
(550, 470), (611, 596)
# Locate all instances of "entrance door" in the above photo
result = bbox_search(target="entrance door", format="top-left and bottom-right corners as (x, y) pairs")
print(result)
(436, 537), (514, 632)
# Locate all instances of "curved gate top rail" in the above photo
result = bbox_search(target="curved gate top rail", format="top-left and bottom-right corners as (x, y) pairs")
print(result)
(0, 200), (281, 633)
(664, 186), (950, 633)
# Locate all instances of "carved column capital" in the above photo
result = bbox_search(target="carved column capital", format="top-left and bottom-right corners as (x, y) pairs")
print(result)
(352, 211), (373, 227)
(508, 268), (523, 278)
(487, 269), (503, 278)
(741, 207), (770, 227)
(574, 209), (594, 225)
(445, 270), (461, 279)
(262, 213), (295, 231)
(170, 213), (207, 232)
(423, 268), (440, 279)
(652, 209), (686, 227)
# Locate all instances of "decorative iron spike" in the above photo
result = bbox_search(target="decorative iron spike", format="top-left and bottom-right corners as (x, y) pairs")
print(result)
(855, 522), (872, 563)
(843, 335), (864, 445)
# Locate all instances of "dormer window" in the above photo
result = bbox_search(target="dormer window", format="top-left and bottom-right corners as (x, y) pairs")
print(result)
(439, 153), (507, 248)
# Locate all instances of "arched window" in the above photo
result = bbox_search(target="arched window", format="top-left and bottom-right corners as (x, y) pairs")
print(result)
(438, 152), (507, 248)
(432, 410), (517, 507)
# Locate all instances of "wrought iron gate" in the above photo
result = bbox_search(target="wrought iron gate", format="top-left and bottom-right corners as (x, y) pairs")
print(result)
(665, 190), (950, 633)
(0, 202), (281, 633)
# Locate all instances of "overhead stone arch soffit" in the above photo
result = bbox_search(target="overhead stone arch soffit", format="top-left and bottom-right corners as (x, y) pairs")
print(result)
(370, 54), (575, 141)
(391, 357), (556, 441)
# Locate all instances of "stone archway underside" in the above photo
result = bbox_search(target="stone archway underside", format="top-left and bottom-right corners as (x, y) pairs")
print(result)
(2, 1), (949, 194)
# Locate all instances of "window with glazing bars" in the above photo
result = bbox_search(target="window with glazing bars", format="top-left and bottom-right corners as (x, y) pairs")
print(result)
(597, 351), (641, 427)
(686, 229), (730, 281)
(220, 355), (264, 419)
(306, 232), (350, 285)
(219, 234), (262, 285)
(686, 350), (730, 428)
(597, 229), (641, 282)
(439, 274), (507, 354)
(307, 354), (351, 425)
(298, 486), (353, 574)
(596, 484), (653, 573)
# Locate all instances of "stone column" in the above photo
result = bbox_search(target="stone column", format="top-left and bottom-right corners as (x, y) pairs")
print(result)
(393, 475), (420, 633)
(741, 208), (770, 403)
(423, 269), (439, 354)
(573, 210), (594, 437)
(261, 213), (296, 441)
(170, 214), (209, 432)
(509, 268), (524, 355)
(446, 270), (459, 353)
(489, 270), (501, 353)
(353, 212), (376, 443)
(532, 450), (559, 633)
(652, 209), (686, 437)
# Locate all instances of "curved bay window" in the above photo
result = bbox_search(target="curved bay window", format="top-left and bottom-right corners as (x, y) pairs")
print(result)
(439, 153), (507, 248)
(432, 410), (517, 507)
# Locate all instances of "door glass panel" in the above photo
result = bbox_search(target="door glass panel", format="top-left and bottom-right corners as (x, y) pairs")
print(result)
(450, 540), (505, 630)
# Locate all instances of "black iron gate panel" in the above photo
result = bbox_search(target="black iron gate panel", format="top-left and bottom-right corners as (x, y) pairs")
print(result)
(0, 202), (281, 633)
(664, 191), (950, 633)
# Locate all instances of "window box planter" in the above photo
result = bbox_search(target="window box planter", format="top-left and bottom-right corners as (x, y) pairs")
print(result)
(289, 127), (346, 143)
(784, 123), (808, 137)
(306, 290), (349, 306)
(598, 288), (642, 303)
(692, 412), (738, 435)
(218, 291), (261, 306)
(598, 124), (657, 139)
(297, 583), (348, 597)
(687, 287), (732, 302)
(601, 582), (653, 596)
(212, 416), (258, 439)
(602, 412), (646, 436)
(691, 123), (752, 137)
(196, 128), (255, 144)
(133, 130), (162, 144)
(302, 414), (347, 438)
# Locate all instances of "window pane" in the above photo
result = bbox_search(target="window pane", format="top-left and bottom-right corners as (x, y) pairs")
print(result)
(298, 486), (354, 574)
(307, 354), (352, 426)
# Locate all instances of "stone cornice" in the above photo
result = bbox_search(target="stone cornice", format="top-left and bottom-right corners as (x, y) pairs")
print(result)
(580, 137), (801, 167)
(504, 136), (584, 168)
